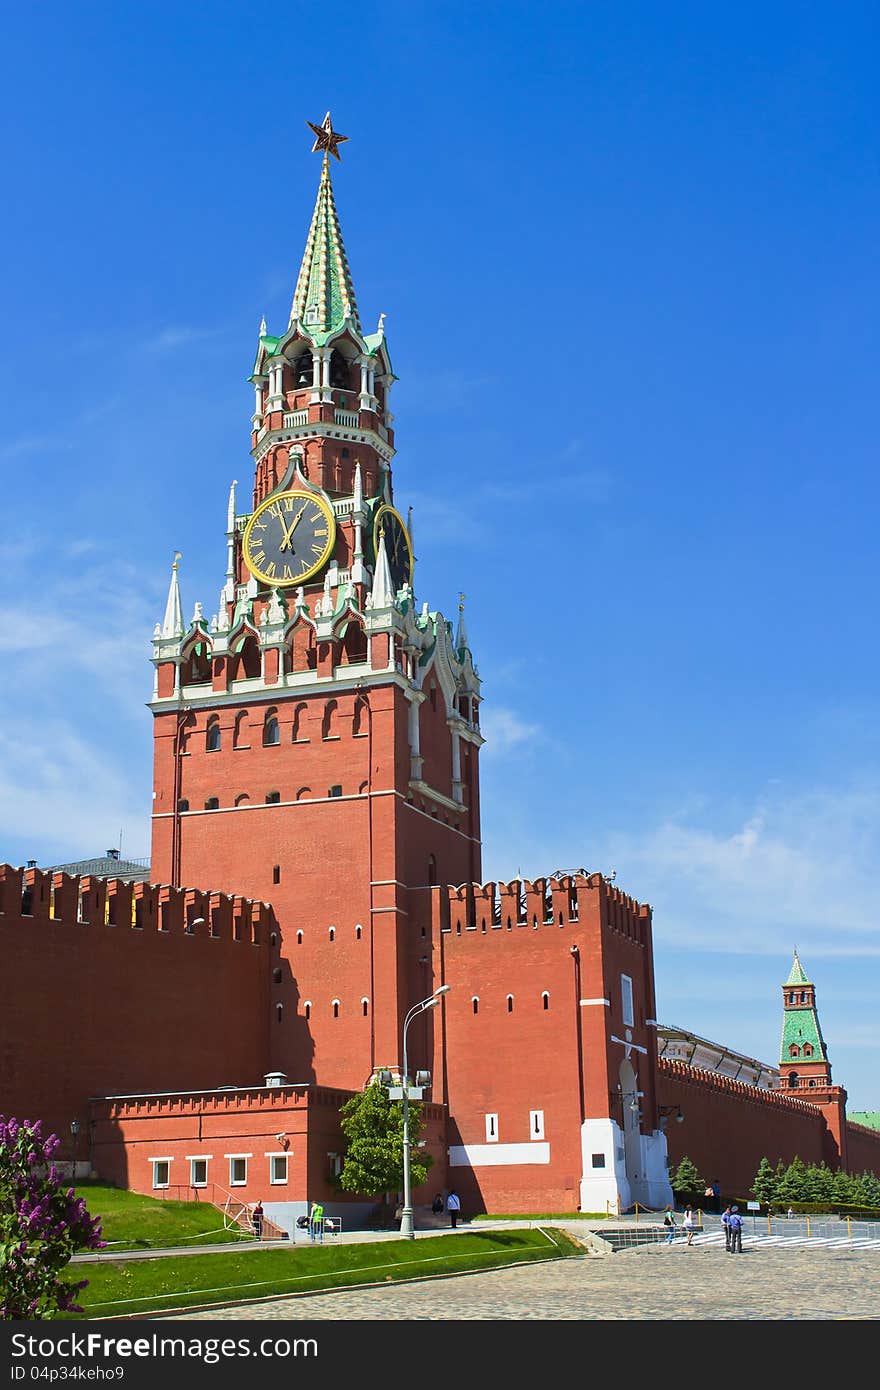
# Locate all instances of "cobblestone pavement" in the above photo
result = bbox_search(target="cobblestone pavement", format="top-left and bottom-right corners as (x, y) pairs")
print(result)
(171, 1224), (880, 1321)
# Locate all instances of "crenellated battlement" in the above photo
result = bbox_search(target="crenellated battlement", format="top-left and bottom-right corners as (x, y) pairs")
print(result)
(444, 872), (650, 945)
(0, 863), (273, 945)
(660, 1056), (823, 1115)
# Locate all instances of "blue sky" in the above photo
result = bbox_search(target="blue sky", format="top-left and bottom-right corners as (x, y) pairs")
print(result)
(2, 3), (878, 1112)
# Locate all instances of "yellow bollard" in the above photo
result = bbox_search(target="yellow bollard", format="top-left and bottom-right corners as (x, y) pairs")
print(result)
(806, 1216), (811, 1238)
(767, 1212), (772, 1235)
(635, 1203), (640, 1224)
(847, 1216), (852, 1238)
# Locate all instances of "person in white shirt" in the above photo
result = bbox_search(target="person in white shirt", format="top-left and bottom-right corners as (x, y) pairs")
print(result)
(446, 1190), (461, 1228)
(683, 1206), (696, 1245)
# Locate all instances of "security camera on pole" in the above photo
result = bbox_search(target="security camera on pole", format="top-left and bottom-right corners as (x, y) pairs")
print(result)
(386, 985), (451, 1239)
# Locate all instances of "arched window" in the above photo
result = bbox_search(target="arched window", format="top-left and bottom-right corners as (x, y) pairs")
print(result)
(362, 998), (369, 1017)
(353, 697), (368, 737)
(204, 796), (219, 810)
(304, 1001), (311, 1020)
(341, 623), (367, 665)
(355, 924), (362, 940)
(233, 635), (261, 681)
(803, 1043), (813, 1057)
(427, 855), (437, 887)
(294, 350), (312, 386)
(233, 711), (250, 749)
(296, 931), (303, 945)
(181, 641), (211, 685)
(789, 1044), (800, 1058)
(263, 710), (280, 746)
(276, 1004), (283, 1023)
(329, 348), (348, 389)
(332, 999), (340, 1019)
(206, 718), (221, 752)
(329, 927), (335, 942)
(234, 793), (249, 806)
(542, 992), (550, 1011)
(292, 702), (308, 742)
(272, 968), (283, 985)
(507, 995), (514, 1013)
(472, 997), (479, 1015)
(322, 700), (339, 739)
(787, 1071), (799, 1088)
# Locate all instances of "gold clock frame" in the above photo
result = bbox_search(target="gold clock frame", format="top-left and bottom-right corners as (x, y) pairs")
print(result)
(242, 489), (337, 587)
(372, 504), (414, 588)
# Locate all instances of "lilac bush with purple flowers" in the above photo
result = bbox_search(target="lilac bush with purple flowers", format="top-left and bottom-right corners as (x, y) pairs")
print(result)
(1, 1116), (104, 1319)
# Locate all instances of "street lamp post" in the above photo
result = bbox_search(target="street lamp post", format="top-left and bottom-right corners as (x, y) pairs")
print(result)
(70, 1119), (80, 1194)
(399, 985), (450, 1240)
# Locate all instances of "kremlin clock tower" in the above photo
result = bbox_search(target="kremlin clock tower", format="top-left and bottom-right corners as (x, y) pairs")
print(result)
(149, 115), (483, 1091)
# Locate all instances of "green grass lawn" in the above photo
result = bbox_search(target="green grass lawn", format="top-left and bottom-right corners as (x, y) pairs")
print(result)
(74, 1182), (250, 1252)
(65, 1229), (582, 1319)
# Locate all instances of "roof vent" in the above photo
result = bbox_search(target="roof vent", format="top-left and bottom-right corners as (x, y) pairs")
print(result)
(264, 1071), (287, 1088)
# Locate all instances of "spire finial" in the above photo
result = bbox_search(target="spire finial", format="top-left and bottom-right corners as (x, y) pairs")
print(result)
(161, 552), (184, 639)
(306, 111), (349, 162)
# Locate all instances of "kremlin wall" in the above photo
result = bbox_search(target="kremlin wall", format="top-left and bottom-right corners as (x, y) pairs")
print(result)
(2, 119), (879, 1232)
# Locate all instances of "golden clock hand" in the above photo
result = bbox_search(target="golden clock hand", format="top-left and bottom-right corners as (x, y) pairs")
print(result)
(280, 504), (306, 552)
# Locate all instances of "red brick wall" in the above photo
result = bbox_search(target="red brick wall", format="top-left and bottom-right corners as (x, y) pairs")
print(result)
(436, 873), (656, 1214)
(90, 1085), (448, 1209)
(0, 865), (271, 1156)
(151, 680), (480, 1094)
(845, 1121), (880, 1175)
(658, 1058), (831, 1198)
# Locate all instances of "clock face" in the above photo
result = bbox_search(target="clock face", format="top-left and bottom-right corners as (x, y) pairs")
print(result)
(373, 505), (413, 593)
(242, 489), (336, 587)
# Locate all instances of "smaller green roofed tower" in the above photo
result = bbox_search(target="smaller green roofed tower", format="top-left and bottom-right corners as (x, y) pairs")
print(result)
(779, 950), (832, 1093)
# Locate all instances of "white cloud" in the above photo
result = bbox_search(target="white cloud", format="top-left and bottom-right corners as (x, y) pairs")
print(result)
(600, 783), (880, 959)
(142, 325), (225, 353)
(0, 717), (149, 864)
(480, 706), (542, 755)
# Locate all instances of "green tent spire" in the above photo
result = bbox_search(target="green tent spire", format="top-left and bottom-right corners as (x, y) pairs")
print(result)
(289, 143), (360, 340)
(780, 952), (828, 1066)
(785, 949), (811, 986)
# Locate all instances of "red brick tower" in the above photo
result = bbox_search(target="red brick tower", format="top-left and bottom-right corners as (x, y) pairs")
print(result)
(779, 951), (848, 1167)
(149, 115), (483, 1092)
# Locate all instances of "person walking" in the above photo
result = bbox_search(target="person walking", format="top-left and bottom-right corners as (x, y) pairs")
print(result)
(721, 1204), (733, 1251)
(446, 1189), (461, 1228)
(682, 1205), (696, 1246)
(663, 1206), (676, 1244)
(728, 1204), (744, 1254)
(309, 1199), (325, 1243)
(251, 1199), (264, 1239)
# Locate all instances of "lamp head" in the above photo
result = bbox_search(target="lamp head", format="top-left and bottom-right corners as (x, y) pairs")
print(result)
(434, 985), (451, 997)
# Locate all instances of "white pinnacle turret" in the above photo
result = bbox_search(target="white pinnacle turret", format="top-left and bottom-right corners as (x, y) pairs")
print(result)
(370, 530), (395, 608)
(455, 592), (469, 652)
(161, 553), (184, 639)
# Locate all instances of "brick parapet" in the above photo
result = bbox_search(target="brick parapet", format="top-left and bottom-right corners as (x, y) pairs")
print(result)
(444, 872), (650, 944)
(659, 1056), (823, 1116)
(0, 863), (272, 944)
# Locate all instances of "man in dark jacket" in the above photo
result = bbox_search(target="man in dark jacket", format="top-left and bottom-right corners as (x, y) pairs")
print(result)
(728, 1205), (744, 1254)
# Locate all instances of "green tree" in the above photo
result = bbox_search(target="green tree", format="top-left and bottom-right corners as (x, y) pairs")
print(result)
(858, 1170), (880, 1208)
(832, 1168), (857, 1204)
(0, 1116), (103, 1318)
(775, 1157), (810, 1203)
(670, 1155), (705, 1202)
(802, 1162), (827, 1202)
(750, 1157), (777, 1205)
(336, 1076), (433, 1220)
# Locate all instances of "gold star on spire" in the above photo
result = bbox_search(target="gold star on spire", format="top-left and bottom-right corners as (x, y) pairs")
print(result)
(306, 111), (349, 162)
